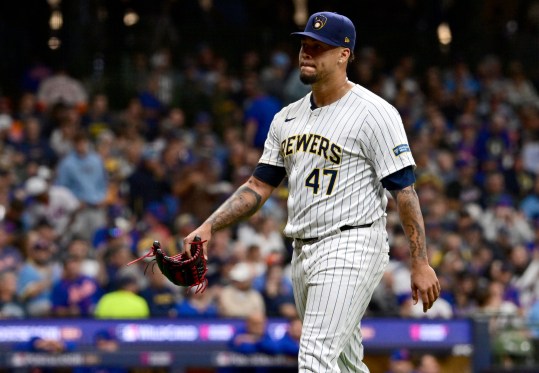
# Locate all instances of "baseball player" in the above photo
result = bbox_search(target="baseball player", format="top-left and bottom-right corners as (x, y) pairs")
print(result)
(184, 11), (440, 373)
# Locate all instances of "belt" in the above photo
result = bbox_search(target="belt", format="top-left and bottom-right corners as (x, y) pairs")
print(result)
(295, 223), (373, 245)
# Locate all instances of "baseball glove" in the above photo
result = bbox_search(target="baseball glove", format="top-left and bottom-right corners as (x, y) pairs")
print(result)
(127, 236), (208, 293)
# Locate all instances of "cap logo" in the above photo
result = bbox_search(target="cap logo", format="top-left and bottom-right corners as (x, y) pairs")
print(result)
(312, 15), (328, 30)
(344, 37), (350, 44)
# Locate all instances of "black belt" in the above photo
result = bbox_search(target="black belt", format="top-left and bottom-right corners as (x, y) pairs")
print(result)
(296, 223), (373, 245)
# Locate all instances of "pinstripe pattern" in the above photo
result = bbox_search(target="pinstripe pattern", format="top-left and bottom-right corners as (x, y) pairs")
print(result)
(291, 219), (389, 372)
(259, 85), (414, 240)
(259, 83), (411, 372)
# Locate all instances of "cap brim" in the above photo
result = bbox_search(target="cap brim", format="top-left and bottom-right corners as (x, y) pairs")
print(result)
(290, 32), (342, 48)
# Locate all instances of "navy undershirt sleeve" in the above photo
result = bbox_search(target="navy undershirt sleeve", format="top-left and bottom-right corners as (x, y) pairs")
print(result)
(381, 166), (416, 190)
(253, 163), (287, 188)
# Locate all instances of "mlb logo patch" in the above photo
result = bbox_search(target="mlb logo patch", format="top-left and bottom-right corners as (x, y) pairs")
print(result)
(393, 144), (410, 156)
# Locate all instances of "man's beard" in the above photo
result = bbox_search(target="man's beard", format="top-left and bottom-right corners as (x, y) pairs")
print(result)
(299, 72), (317, 85)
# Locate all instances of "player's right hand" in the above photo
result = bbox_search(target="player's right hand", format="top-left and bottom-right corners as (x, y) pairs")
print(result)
(183, 224), (212, 259)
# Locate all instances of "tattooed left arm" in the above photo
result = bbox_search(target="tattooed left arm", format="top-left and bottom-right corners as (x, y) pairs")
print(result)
(390, 185), (441, 312)
(389, 186), (428, 263)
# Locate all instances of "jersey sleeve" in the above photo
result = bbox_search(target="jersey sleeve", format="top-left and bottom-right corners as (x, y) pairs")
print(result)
(253, 163), (287, 187)
(258, 113), (284, 167)
(361, 103), (415, 181)
(381, 165), (416, 190)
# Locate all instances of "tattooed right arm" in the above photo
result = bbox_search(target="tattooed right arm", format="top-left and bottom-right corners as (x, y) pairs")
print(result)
(204, 176), (275, 233)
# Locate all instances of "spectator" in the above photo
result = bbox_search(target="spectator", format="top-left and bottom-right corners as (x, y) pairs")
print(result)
(65, 237), (104, 284)
(275, 317), (301, 356)
(172, 154), (225, 224)
(416, 354), (441, 373)
(218, 262), (265, 318)
(138, 74), (165, 140)
(475, 113), (515, 175)
(253, 263), (296, 318)
(126, 147), (170, 219)
(13, 116), (57, 168)
(166, 213), (198, 257)
(505, 60), (539, 109)
(134, 202), (172, 258)
(520, 175), (539, 220)
(4, 197), (29, 245)
(55, 130), (108, 242)
(480, 171), (514, 210)
(16, 230), (62, 317)
(207, 74), (242, 137)
(50, 254), (102, 317)
(237, 213), (287, 258)
(505, 154), (536, 200)
(92, 217), (135, 256)
(14, 335), (76, 354)
(49, 105), (80, 158)
(386, 349), (416, 373)
(101, 243), (142, 293)
(0, 270), (25, 318)
(0, 223), (24, 273)
(488, 260), (521, 307)
(281, 60), (310, 103)
(140, 266), (177, 318)
(218, 312), (283, 373)
(381, 55), (420, 105)
(147, 47), (181, 108)
(243, 244), (267, 278)
(480, 196), (534, 247)
(514, 245), (539, 312)
(386, 232), (413, 300)
(12, 335), (76, 373)
(114, 98), (147, 139)
(81, 93), (114, 139)
(242, 72), (282, 150)
(444, 157), (482, 209)
(475, 280), (523, 332)
(93, 329), (121, 352)
(94, 274), (150, 319)
(96, 134), (129, 217)
(73, 329), (129, 373)
(34, 218), (59, 252)
(368, 271), (401, 317)
(204, 228), (235, 286)
(228, 312), (279, 355)
(259, 50), (292, 103)
(443, 60), (480, 99)
(23, 175), (80, 240)
(452, 271), (479, 317)
(158, 107), (190, 141)
(176, 286), (219, 318)
(452, 113), (480, 164)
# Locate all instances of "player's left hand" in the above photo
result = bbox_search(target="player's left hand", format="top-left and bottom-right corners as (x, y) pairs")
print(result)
(410, 261), (441, 312)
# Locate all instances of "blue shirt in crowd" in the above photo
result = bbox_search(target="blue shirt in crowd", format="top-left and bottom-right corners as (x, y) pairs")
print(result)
(55, 150), (108, 205)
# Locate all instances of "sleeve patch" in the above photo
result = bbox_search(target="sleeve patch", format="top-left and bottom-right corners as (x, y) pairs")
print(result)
(393, 144), (411, 156)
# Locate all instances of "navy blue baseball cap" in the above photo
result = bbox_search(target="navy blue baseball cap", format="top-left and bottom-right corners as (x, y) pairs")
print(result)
(291, 12), (356, 51)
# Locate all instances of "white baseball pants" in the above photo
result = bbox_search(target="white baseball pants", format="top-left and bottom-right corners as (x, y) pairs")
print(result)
(291, 218), (389, 373)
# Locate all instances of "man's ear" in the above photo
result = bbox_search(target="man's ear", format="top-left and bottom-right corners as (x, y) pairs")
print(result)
(340, 48), (350, 63)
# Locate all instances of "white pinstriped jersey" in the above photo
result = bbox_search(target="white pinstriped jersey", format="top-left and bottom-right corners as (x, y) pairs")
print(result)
(259, 84), (415, 239)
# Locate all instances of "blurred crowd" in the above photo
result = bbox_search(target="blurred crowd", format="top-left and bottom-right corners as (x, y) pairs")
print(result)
(0, 33), (538, 362)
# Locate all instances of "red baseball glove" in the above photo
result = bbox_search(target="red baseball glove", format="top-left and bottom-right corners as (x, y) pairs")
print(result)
(128, 236), (208, 293)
